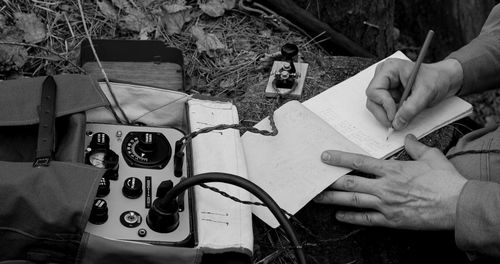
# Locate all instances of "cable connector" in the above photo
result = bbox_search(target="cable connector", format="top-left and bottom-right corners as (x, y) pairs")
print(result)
(173, 140), (185, 178)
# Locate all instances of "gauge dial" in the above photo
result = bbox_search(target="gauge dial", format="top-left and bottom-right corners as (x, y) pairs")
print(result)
(85, 148), (119, 171)
(88, 151), (106, 168)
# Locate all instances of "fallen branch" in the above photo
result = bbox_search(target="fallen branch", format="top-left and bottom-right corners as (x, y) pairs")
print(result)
(255, 0), (375, 58)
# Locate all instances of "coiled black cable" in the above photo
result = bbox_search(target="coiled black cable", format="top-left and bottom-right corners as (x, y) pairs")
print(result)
(158, 172), (307, 264)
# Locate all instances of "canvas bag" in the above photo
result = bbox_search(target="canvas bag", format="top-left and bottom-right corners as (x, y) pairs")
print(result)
(0, 75), (202, 264)
(0, 75), (108, 263)
(0, 75), (251, 263)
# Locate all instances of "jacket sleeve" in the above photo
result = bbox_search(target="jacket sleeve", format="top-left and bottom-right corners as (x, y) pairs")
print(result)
(447, 4), (500, 95)
(455, 180), (500, 257)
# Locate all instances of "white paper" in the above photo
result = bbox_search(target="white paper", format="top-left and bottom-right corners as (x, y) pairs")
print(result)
(244, 51), (472, 227)
(242, 101), (368, 227)
(304, 51), (472, 158)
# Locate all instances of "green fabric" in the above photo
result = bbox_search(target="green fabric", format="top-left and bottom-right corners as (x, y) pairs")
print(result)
(0, 113), (87, 163)
(444, 4), (500, 258)
(447, 4), (500, 96)
(455, 180), (500, 258)
(447, 124), (500, 259)
(0, 74), (109, 126)
(0, 161), (103, 263)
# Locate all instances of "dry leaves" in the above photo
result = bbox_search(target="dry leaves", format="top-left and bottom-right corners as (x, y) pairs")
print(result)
(0, 0), (243, 73)
(0, 13), (44, 71)
(94, 0), (237, 37)
(96, 0), (118, 20)
(14, 13), (46, 44)
(198, 0), (236, 18)
(160, 0), (197, 35)
(190, 25), (227, 57)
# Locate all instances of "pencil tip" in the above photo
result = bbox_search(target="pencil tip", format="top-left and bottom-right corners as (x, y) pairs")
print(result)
(386, 127), (393, 141)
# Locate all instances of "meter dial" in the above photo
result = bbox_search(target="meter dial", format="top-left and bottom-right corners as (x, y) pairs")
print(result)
(85, 148), (119, 171)
(88, 151), (106, 168)
(121, 132), (171, 169)
(85, 132), (119, 174)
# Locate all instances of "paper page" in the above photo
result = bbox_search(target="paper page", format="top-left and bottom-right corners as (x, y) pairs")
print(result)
(303, 51), (472, 158)
(187, 99), (253, 251)
(242, 101), (368, 228)
(244, 51), (472, 228)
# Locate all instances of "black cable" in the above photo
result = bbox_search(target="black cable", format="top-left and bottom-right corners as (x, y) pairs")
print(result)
(159, 172), (307, 264)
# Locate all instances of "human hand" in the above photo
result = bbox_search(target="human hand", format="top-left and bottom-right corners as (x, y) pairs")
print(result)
(314, 134), (467, 230)
(366, 58), (463, 130)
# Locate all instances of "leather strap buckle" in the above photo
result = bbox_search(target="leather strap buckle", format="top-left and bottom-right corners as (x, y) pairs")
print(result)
(33, 76), (57, 167)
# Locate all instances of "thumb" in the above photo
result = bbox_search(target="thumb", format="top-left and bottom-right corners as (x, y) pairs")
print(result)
(404, 134), (433, 160)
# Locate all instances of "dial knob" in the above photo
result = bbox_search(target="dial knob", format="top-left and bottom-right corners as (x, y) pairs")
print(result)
(122, 177), (143, 199)
(89, 199), (108, 225)
(96, 176), (110, 197)
(122, 132), (172, 169)
(89, 132), (110, 150)
(136, 133), (155, 154)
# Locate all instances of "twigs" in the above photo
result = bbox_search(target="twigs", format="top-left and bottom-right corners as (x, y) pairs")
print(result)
(76, 0), (130, 125)
(0, 41), (85, 73)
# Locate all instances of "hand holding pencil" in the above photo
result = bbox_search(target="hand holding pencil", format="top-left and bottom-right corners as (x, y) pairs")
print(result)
(365, 30), (464, 136)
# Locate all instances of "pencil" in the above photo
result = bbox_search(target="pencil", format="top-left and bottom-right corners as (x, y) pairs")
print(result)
(386, 30), (434, 140)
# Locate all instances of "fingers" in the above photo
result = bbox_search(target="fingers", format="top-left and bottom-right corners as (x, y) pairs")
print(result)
(321, 150), (386, 176)
(336, 211), (389, 227)
(366, 59), (409, 126)
(330, 175), (379, 194)
(314, 190), (381, 210)
(366, 96), (394, 127)
(404, 134), (448, 163)
(392, 85), (435, 130)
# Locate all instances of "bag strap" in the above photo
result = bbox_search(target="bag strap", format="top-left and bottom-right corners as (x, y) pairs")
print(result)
(33, 76), (57, 167)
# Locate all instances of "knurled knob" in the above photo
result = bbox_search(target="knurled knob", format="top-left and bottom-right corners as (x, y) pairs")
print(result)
(122, 177), (143, 199)
(89, 199), (108, 225)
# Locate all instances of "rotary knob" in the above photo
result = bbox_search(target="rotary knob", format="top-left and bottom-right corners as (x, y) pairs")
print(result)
(121, 132), (172, 169)
(89, 199), (108, 225)
(96, 176), (110, 197)
(136, 133), (155, 155)
(122, 177), (143, 199)
(89, 132), (110, 150)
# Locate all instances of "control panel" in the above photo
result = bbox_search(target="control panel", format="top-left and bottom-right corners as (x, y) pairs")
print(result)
(84, 123), (195, 246)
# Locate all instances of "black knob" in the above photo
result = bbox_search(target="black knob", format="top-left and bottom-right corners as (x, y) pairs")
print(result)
(281, 43), (298, 74)
(103, 167), (119, 181)
(281, 43), (299, 60)
(96, 176), (110, 197)
(122, 177), (143, 199)
(89, 133), (110, 150)
(146, 198), (179, 233)
(136, 133), (155, 154)
(89, 199), (108, 225)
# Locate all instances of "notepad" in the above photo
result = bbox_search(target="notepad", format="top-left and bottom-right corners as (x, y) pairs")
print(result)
(242, 51), (473, 227)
